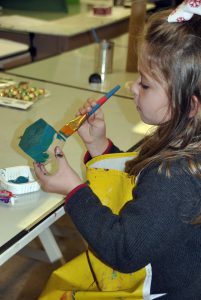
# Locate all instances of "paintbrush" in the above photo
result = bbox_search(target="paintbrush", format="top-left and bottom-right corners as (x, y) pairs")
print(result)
(57, 84), (121, 140)
(19, 85), (120, 163)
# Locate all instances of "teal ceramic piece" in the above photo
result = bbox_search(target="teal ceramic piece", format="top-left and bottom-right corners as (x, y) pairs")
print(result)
(19, 119), (57, 163)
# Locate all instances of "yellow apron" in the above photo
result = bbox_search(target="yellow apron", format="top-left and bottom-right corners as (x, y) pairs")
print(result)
(39, 152), (149, 300)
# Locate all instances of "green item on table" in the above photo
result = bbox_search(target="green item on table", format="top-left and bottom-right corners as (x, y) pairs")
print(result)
(9, 176), (29, 184)
(0, 0), (68, 12)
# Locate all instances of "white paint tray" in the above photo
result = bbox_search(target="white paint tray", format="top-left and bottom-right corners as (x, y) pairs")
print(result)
(0, 166), (40, 195)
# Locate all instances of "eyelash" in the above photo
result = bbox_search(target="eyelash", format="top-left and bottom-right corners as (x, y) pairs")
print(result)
(139, 81), (149, 90)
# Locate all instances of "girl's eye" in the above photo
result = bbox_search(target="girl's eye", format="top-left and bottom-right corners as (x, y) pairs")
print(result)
(139, 81), (149, 90)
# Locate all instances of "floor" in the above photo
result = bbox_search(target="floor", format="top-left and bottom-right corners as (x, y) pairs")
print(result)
(0, 214), (87, 300)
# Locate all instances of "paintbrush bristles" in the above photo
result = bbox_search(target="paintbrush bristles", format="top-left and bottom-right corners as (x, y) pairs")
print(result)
(59, 114), (87, 137)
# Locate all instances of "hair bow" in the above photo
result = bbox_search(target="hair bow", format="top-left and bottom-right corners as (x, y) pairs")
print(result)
(168, 0), (201, 22)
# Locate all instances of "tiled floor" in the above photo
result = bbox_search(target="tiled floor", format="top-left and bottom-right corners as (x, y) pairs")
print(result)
(0, 214), (87, 300)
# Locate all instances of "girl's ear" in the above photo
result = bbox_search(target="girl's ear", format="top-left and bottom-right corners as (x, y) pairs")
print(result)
(189, 95), (200, 118)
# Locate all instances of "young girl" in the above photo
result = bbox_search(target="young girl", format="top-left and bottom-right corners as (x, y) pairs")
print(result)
(34, 2), (201, 299)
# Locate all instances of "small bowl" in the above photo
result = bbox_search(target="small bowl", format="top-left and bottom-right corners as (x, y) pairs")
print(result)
(0, 166), (40, 195)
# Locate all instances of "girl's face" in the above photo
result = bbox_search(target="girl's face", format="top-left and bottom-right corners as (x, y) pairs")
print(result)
(131, 65), (171, 125)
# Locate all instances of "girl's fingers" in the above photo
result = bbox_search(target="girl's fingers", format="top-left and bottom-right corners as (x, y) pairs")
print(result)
(87, 98), (97, 106)
(54, 147), (71, 171)
(39, 163), (48, 175)
(33, 162), (48, 178)
(76, 98), (97, 116)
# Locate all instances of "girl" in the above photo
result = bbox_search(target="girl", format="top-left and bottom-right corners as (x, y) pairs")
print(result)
(34, 2), (201, 299)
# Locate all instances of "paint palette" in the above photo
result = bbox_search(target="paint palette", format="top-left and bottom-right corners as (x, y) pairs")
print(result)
(0, 166), (40, 196)
(0, 81), (49, 110)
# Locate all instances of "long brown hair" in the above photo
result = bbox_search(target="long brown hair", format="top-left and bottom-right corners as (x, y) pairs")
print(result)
(126, 11), (201, 179)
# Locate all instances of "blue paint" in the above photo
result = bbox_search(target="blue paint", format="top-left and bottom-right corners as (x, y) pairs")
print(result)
(9, 176), (29, 184)
(19, 119), (56, 163)
(56, 132), (66, 141)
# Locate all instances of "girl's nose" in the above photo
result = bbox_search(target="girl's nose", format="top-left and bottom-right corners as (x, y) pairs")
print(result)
(131, 77), (140, 98)
(125, 81), (133, 96)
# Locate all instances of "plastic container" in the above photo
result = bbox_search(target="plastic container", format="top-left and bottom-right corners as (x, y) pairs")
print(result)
(93, 0), (113, 15)
(0, 166), (40, 195)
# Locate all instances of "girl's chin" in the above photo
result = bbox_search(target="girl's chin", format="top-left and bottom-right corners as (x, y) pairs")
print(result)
(137, 110), (156, 125)
(140, 116), (156, 126)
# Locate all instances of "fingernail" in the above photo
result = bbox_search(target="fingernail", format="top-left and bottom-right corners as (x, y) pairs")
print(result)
(55, 146), (64, 158)
(55, 153), (64, 158)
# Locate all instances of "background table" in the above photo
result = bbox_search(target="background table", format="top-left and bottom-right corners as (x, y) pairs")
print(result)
(8, 38), (137, 98)
(0, 6), (130, 61)
(0, 2), (154, 61)
(0, 38), (31, 69)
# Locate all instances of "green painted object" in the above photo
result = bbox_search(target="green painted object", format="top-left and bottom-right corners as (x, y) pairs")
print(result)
(19, 119), (56, 163)
(19, 118), (65, 164)
(0, 0), (68, 12)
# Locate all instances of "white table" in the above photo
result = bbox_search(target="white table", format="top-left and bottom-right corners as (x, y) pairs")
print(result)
(8, 38), (138, 98)
(0, 73), (144, 266)
(0, 3), (154, 37)
(112, 33), (128, 47)
(0, 192), (65, 266)
(0, 5), (132, 61)
(0, 38), (29, 58)
(0, 38), (31, 69)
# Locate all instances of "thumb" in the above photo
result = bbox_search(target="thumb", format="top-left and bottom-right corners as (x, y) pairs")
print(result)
(54, 146), (66, 161)
(54, 146), (70, 170)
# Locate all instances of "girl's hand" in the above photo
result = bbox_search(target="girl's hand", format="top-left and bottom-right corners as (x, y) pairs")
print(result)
(33, 147), (82, 195)
(77, 98), (109, 157)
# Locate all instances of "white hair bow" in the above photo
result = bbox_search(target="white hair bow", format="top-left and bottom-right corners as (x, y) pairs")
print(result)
(168, 0), (201, 22)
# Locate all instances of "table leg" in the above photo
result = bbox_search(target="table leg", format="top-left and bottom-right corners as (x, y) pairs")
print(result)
(39, 227), (65, 264)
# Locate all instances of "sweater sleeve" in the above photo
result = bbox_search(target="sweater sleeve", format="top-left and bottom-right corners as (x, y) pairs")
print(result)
(65, 162), (200, 273)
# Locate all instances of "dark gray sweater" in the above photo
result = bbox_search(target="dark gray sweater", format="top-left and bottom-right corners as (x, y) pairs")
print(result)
(65, 145), (201, 299)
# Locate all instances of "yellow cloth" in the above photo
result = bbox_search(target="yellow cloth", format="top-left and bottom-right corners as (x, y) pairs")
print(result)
(39, 152), (149, 300)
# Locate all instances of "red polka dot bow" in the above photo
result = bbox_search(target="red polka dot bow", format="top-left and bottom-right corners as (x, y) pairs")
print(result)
(168, 0), (201, 22)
